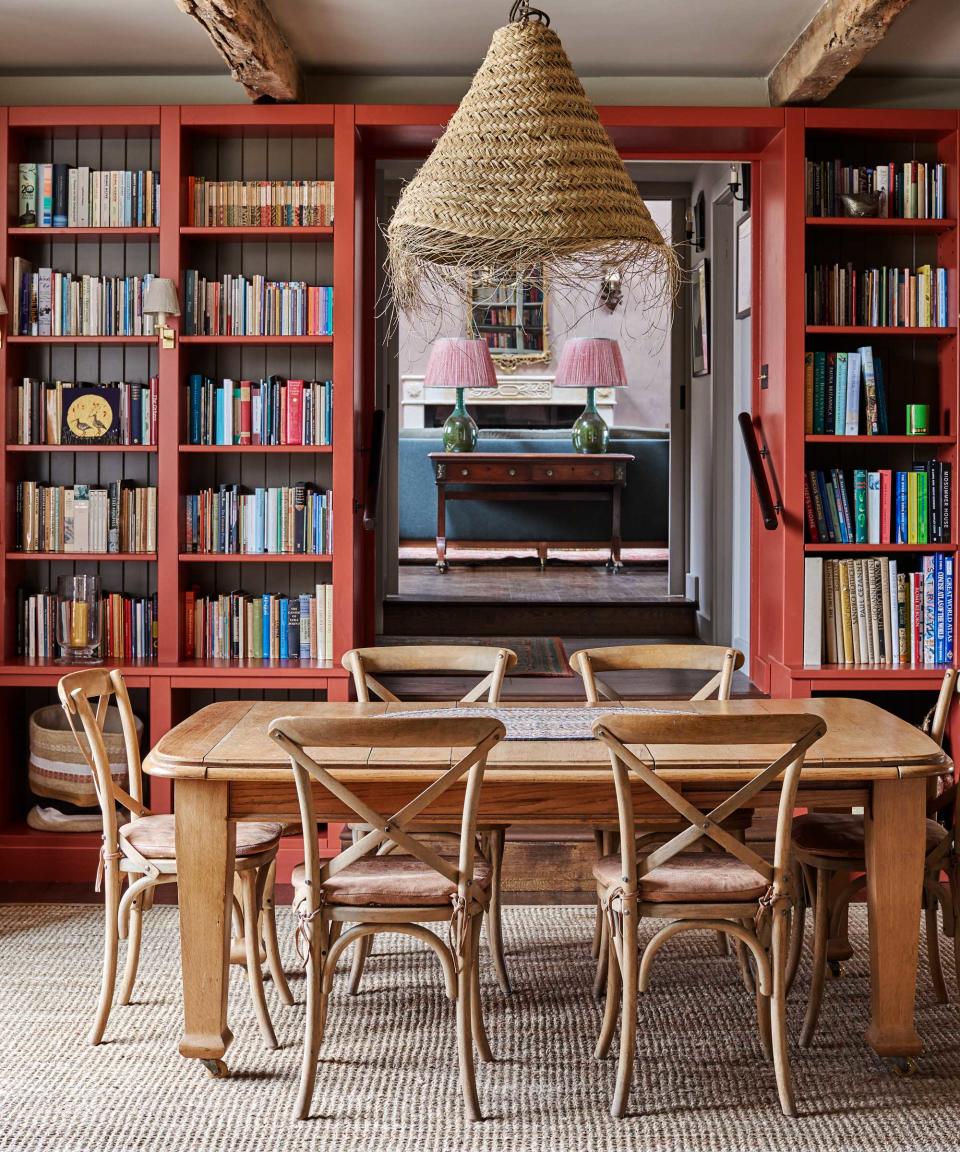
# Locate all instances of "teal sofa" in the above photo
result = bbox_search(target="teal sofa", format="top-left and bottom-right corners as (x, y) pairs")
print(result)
(398, 428), (669, 546)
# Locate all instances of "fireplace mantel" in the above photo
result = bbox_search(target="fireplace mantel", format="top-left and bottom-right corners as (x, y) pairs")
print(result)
(400, 373), (618, 429)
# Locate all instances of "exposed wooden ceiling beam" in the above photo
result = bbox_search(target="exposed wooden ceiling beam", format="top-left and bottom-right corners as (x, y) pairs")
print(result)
(768, 0), (916, 106)
(175, 0), (302, 103)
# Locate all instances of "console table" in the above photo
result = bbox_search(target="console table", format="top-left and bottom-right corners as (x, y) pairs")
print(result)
(428, 452), (634, 571)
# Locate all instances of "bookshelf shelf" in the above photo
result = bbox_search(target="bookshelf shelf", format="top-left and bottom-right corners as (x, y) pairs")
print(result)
(179, 335), (333, 345)
(6, 552), (157, 562)
(178, 444), (333, 454)
(8, 227), (159, 239)
(6, 444), (156, 453)
(793, 663), (953, 679)
(804, 543), (957, 554)
(7, 335), (157, 345)
(178, 553), (333, 563)
(180, 226), (333, 240)
(805, 435), (956, 445)
(805, 217), (955, 232)
(805, 326), (956, 337)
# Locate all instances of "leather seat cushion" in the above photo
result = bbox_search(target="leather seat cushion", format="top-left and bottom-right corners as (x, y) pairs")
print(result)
(292, 855), (492, 907)
(792, 812), (945, 859)
(120, 815), (282, 860)
(593, 851), (769, 903)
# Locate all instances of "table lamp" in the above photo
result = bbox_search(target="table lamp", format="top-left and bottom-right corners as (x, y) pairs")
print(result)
(424, 337), (497, 452)
(554, 337), (627, 454)
(143, 277), (181, 349)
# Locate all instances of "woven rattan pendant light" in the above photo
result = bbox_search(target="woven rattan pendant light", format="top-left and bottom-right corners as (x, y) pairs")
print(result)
(387, 2), (677, 321)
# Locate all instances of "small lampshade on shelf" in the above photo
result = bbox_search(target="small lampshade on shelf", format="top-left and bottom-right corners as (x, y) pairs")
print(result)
(554, 337), (627, 454)
(424, 337), (498, 452)
(142, 277), (181, 349)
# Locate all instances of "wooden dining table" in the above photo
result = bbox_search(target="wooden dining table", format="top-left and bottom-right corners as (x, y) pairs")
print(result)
(144, 696), (950, 1077)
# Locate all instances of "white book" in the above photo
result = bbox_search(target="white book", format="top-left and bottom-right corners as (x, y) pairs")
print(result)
(77, 167), (90, 227)
(876, 167), (889, 218)
(73, 488), (89, 553)
(223, 379), (234, 445)
(844, 351), (861, 435)
(888, 559), (899, 663)
(325, 585), (334, 664)
(866, 471), (881, 544)
(67, 169), (78, 227)
(63, 489), (75, 552)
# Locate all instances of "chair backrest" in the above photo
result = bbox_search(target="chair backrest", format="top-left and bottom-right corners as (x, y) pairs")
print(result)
(57, 668), (147, 857)
(342, 645), (518, 704)
(570, 643), (744, 704)
(268, 715), (505, 915)
(592, 711), (826, 902)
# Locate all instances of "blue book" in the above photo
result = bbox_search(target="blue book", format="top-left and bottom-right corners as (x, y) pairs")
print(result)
(299, 594), (311, 660)
(279, 598), (289, 659)
(188, 375), (203, 445)
(946, 557), (955, 663)
(215, 388), (224, 445)
(262, 594), (271, 658)
(834, 352), (848, 435)
(895, 472), (908, 543)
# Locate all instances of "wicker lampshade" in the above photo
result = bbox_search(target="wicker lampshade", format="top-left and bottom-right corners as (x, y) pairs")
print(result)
(424, 338), (498, 390)
(387, 6), (676, 320)
(554, 338), (627, 389)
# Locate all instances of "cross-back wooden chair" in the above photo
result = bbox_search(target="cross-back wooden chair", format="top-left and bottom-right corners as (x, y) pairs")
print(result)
(340, 644), (518, 996)
(268, 714), (505, 1122)
(788, 668), (959, 1048)
(570, 643), (748, 994)
(591, 710), (826, 1118)
(58, 668), (287, 1050)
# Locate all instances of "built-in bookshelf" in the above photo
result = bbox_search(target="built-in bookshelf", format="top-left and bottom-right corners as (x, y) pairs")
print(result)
(0, 104), (360, 880)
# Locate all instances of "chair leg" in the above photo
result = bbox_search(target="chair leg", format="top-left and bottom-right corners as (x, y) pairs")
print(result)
(347, 933), (372, 995)
(736, 919), (757, 994)
(785, 869), (806, 998)
(91, 866), (122, 1045)
(611, 897), (638, 1119)
(924, 888), (949, 1004)
(471, 913), (493, 1063)
(800, 867), (830, 1048)
(593, 830), (614, 998)
(118, 888), (145, 1006)
(756, 980), (773, 1060)
(595, 931), (621, 1060)
(240, 869), (277, 1050)
(456, 917), (482, 1122)
(591, 830), (605, 959)
(770, 908), (797, 1117)
(261, 860), (294, 1006)
(295, 912), (328, 1121)
(486, 829), (511, 995)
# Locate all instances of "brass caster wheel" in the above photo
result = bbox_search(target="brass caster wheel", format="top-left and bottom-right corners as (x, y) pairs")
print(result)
(827, 960), (846, 978)
(201, 1058), (230, 1079)
(890, 1056), (918, 1077)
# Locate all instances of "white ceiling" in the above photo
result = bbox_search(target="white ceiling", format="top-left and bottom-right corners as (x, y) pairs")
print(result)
(0, 0), (955, 80)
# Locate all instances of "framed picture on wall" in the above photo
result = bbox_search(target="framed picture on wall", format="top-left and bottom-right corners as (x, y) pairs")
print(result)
(692, 259), (710, 377)
(736, 214), (752, 319)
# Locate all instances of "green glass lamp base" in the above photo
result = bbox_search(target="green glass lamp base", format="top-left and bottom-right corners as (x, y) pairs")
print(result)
(571, 408), (609, 454)
(442, 389), (478, 452)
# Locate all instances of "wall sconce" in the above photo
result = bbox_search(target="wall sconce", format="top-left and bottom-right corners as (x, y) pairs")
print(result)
(686, 191), (706, 251)
(599, 268), (623, 312)
(0, 286), (7, 349)
(143, 277), (180, 350)
(729, 163), (751, 212)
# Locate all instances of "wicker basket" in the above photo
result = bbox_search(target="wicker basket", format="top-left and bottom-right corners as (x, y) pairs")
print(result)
(28, 704), (141, 809)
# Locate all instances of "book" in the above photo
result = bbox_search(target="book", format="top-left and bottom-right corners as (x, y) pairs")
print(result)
(844, 351), (861, 435)
(18, 163), (37, 227)
(834, 352), (848, 435)
(804, 558), (823, 665)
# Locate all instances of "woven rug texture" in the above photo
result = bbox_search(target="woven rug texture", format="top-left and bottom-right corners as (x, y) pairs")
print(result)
(0, 903), (958, 1152)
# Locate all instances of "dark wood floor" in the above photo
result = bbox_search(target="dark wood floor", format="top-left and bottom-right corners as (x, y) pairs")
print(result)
(397, 562), (672, 602)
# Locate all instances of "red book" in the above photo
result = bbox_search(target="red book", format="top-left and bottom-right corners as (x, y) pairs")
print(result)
(912, 572), (923, 664)
(184, 587), (196, 658)
(803, 475), (819, 542)
(286, 380), (304, 446)
(879, 469), (892, 544)
(238, 380), (252, 445)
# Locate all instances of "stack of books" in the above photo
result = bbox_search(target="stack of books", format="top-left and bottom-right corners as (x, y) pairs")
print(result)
(186, 178), (333, 227)
(805, 159), (947, 219)
(187, 376), (332, 446)
(182, 271), (333, 337)
(183, 484), (333, 555)
(17, 164), (160, 228)
(805, 555), (954, 665)
(184, 586), (334, 662)
(16, 481), (157, 554)
(804, 463), (951, 544)
(16, 378), (158, 446)
(807, 263), (949, 327)
(803, 347), (887, 435)
(11, 259), (157, 337)
(16, 589), (157, 660)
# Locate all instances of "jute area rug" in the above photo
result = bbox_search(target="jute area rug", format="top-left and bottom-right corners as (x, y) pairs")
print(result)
(1, 903), (958, 1152)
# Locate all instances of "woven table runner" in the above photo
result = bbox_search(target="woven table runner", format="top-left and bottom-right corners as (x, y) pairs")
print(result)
(395, 705), (694, 741)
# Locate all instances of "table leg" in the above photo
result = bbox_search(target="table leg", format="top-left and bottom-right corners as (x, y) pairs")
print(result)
(609, 486), (623, 572)
(175, 779), (236, 1068)
(436, 484), (448, 573)
(864, 776), (925, 1059)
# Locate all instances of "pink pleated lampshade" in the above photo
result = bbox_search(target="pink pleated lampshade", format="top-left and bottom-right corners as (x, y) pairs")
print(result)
(553, 337), (627, 389)
(423, 337), (498, 390)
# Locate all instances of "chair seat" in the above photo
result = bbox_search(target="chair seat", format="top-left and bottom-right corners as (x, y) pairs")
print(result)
(292, 855), (492, 908)
(792, 812), (946, 860)
(593, 851), (769, 904)
(120, 815), (283, 860)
